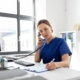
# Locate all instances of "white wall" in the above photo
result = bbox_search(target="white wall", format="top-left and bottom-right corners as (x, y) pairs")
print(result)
(66, 0), (80, 30)
(35, 0), (80, 35)
(35, 0), (46, 23)
(46, 0), (66, 36)
(35, 0), (46, 45)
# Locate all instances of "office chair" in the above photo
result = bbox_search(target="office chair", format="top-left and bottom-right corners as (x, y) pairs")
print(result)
(68, 55), (72, 68)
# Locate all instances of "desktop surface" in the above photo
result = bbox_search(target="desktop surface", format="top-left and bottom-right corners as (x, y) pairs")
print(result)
(0, 69), (28, 80)
(39, 68), (80, 80)
(18, 76), (47, 80)
(67, 76), (80, 80)
(5, 59), (80, 80)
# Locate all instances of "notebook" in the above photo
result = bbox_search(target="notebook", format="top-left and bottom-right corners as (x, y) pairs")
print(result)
(24, 64), (48, 73)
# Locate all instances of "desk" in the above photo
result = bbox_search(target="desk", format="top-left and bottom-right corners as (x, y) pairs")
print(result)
(6, 60), (80, 80)
(39, 68), (80, 80)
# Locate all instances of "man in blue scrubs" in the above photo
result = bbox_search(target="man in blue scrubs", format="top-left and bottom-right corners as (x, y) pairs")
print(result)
(35, 19), (72, 70)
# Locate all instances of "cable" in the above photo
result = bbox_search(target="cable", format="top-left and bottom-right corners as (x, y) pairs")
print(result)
(15, 39), (46, 60)
(14, 46), (42, 60)
(1, 47), (41, 70)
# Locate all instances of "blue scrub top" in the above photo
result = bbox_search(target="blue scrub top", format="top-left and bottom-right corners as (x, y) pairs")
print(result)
(40, 37), (72, 64)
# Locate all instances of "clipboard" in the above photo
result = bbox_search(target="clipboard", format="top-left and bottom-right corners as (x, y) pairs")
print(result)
(24, 68), (48, 73)
(24, 64), (48, 73)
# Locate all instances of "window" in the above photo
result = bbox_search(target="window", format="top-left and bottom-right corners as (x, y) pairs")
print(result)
(0, 0), (17, 14)
(20, 20), (34, 51)
(20, 0), (33, 16)
(0, 0), (35, 54)
(0, 17), (17, 52)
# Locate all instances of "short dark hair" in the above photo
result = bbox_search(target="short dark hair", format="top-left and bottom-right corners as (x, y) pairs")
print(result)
(37, 19), (51, 27)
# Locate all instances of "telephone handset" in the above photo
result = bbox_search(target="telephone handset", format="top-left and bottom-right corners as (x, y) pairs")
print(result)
(38, 32), (41, 37)
(38, 32), (45, 44)
(38, 32), (45, 39)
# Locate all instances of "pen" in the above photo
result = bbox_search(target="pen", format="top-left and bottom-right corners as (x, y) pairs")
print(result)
(50, 59), (60, 69)
(46, 58), (55, 67)
(50, 58), (55, 63)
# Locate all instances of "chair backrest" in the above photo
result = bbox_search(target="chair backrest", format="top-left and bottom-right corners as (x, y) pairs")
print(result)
(68, 55), (72, 68)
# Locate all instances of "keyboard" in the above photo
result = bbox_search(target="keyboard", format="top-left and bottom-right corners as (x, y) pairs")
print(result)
(14, 60), (35, 66)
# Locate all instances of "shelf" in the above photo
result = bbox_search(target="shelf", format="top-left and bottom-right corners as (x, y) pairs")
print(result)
(59, 30), (76, 34)
(59, 31), (80, 55)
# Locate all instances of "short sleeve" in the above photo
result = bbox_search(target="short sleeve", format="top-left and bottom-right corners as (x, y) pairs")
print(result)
(59, 39), (72, 56)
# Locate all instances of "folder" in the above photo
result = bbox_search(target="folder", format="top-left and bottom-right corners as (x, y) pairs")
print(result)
(62, 33), (66, 40)
(73, 24), (80, 30)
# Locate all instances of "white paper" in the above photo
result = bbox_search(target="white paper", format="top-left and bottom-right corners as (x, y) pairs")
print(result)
(24, 64), (48, 73)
